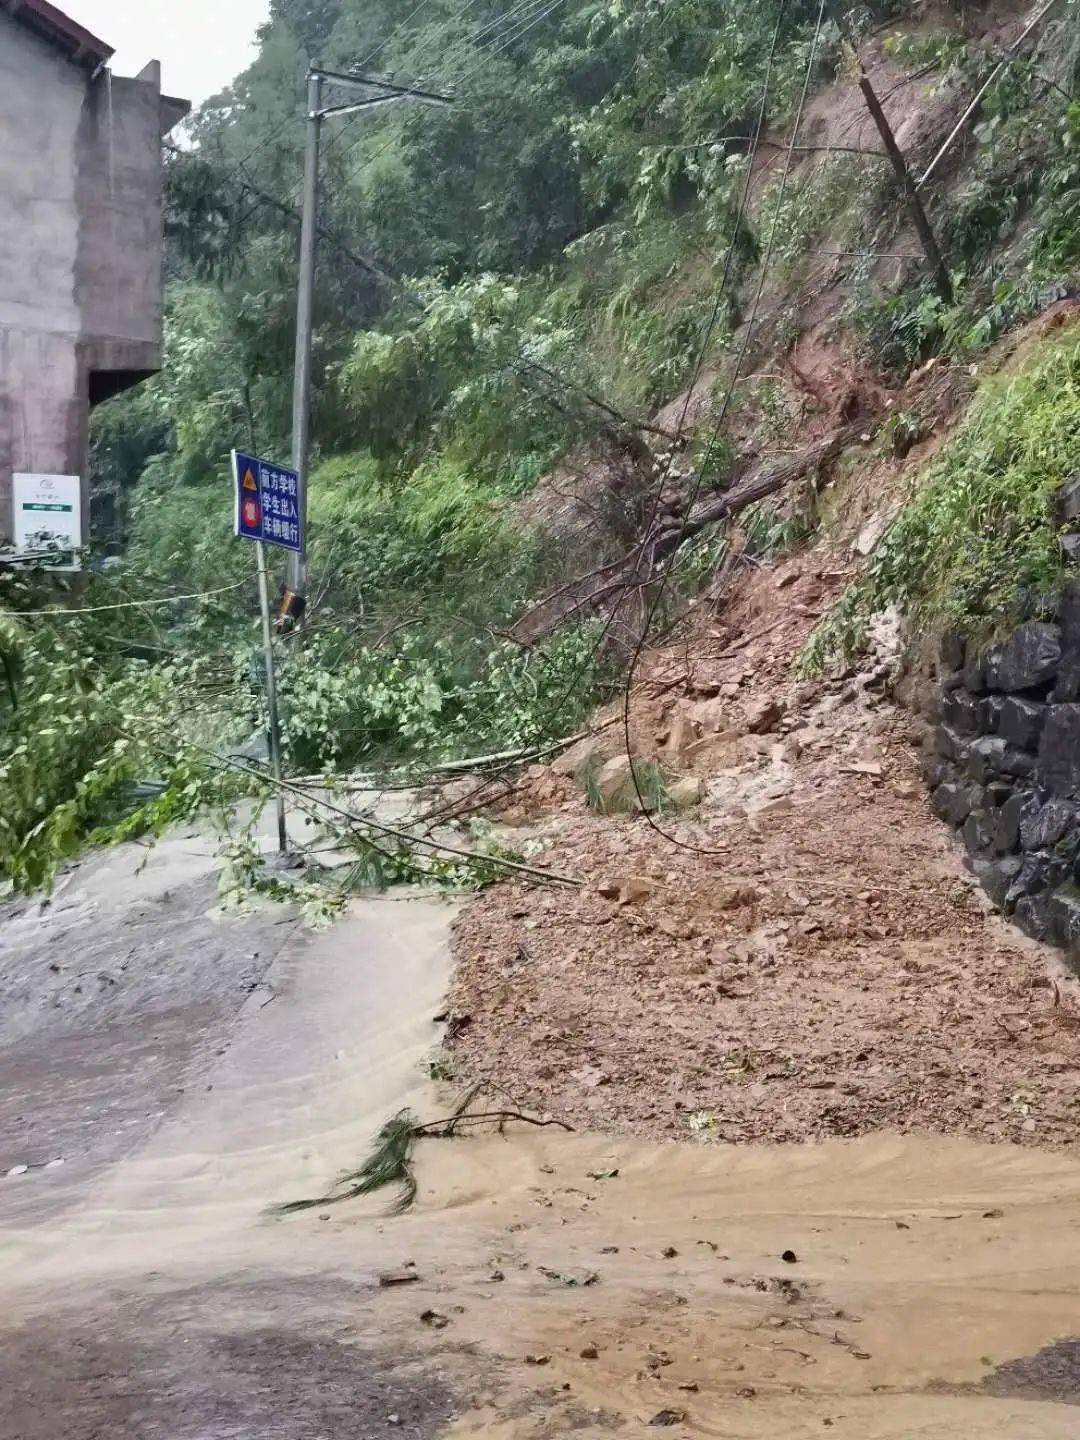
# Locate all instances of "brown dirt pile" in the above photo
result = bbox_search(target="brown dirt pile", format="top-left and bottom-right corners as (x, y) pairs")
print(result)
(449, 558), (1080, 1148)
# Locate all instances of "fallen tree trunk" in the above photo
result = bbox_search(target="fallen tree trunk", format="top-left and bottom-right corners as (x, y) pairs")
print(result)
(653, 423), (862, 560)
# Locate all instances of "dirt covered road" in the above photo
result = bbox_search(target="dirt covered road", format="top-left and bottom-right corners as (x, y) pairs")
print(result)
(450, 556), (1080, 1146)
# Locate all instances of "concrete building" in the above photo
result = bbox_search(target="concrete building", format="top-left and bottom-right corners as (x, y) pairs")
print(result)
(0, 0), (188, 547)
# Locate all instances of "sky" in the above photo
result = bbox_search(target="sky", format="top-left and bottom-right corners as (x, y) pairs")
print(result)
(61, 0), (271, 105)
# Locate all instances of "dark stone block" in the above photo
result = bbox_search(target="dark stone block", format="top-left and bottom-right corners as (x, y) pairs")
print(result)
(942, 689), (979, 733)
(931, 725), (966, 761)
(1061, 533), (1080, 564)
(933, 782), (976, 826)
(984, 780), (1014, 807)
(963, 808), (996, 855)
(1014, 892), (1053, 941)
(920, 754), (953, 789)
(995, 791), (1026, 853)
(978, 694), (1004, 734)
(962, 647), (986, 694)
(1047, 883), (1080, 954)
(991, 622), (1061, 692)
(1019, 797), (1076, 850)
(1050, 650), (1080, 702)
(964, 736), (1034, 781)
(975, 855), (1022, 909)
(1000, 745), (1036, 779)
(1006, 850), (1073, 912)
(997, 696), (1045, 749)
(940, 669), (965, 693)
(1036, 704), (1080, 796)
(1057, 579), (1080, 645)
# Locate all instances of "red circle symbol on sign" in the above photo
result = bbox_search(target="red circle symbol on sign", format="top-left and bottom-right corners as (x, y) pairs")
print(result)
(242, 497), (260, 528)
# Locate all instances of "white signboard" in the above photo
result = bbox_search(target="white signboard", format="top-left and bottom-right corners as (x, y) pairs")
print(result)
(13, 473), (83, 566)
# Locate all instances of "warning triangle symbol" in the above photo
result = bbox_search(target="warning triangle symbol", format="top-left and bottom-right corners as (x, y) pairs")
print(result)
(242, 468), (258, 491)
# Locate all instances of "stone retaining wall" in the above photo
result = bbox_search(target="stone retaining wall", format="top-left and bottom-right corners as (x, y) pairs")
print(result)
(913, 584), (1080, 966)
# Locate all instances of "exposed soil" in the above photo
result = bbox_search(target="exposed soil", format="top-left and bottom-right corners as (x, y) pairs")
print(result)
(449, 555), (1080, 1148)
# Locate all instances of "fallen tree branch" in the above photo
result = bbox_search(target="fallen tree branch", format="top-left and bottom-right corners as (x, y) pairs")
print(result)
(226, 757), (583, 887)
(412, 1109), (574, 1137)
(274, 1100), (572, 1216)
(653, 424), (862, 560)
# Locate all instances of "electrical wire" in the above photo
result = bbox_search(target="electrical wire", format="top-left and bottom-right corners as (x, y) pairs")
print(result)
(354, 0), (438, 70)
(413, 2), (793, 831)
(619, 0), (830, 856)
(10, 579), (249, 619)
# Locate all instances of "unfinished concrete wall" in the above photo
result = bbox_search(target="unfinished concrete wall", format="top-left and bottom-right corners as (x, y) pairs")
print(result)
(0, 11), (178, 542)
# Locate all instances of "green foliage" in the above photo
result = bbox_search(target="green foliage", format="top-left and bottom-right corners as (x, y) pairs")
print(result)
(882, 28), (968, 75)
(275, 1108), (419, 1215)
(279, 620), (611, 773)
(801, 325), (1080, 673)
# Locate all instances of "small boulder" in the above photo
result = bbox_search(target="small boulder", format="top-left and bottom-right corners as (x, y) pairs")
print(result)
(942, 689), (979, 733)
(963, 808), (996, 856)
(1047, 883), (1080, 953)
(744, 697), (786, 734)
(1020, 797), (1076, 850)
(973, 855), (1023, 909)
(667, 776), (705, 811)
(1014, 892), (1053, 941)
(966, 737), (1009, 783)
(592, 755), (661, 814)
(552, 736), (617, 781)
(932, 782), (975, 827)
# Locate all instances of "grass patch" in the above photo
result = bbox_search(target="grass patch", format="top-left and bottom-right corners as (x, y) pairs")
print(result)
(800, 323), (1080, 673)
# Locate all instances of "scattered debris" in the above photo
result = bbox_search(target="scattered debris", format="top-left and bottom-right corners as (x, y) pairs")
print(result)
(781, 1250), (799, 1264)
(379, 1271), (421, 1288)
(538, 1266), (598, 1287)
(649, 1408), (688, 1426)
(524, 1353), (551, 1366)
(580, 1344), (599, 1360)
(420, 1310), (449, 1330)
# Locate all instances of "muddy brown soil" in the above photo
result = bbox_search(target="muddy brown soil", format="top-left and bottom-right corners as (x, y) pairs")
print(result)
(450, 557), (1080, 1148)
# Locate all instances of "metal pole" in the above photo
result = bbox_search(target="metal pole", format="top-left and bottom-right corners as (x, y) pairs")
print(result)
(284, 70), (322, 620)
(256, 540), (288, 853)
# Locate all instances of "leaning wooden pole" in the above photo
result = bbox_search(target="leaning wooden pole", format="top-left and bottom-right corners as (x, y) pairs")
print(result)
(858, 72), (953, 306)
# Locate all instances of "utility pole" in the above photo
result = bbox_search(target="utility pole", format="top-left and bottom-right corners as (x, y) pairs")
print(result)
(256, 539), (288, 853)
(282, 70), (322, 623)
(858, 72), (953, 306)
(279, 67), (453, 627)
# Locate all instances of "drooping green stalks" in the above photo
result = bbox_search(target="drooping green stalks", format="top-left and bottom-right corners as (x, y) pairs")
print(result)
(275, 1108), (418, 1216)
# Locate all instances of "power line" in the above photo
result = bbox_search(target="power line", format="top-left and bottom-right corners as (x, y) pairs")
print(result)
(355, 0), (438, 70)
(621, 0), (830, 856)
(9, 579), (249, 619)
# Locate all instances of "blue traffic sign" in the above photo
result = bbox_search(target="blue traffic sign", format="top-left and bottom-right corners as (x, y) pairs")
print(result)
(232, 449), (302, 552)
